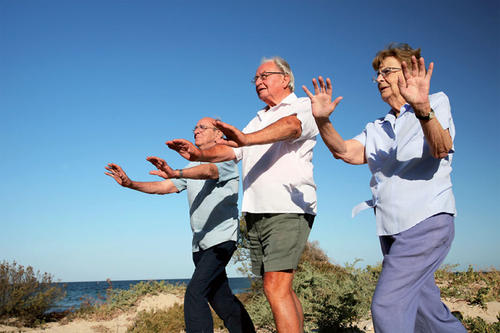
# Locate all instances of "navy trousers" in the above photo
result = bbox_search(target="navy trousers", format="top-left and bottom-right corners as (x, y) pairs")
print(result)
(184, 240), (255, 333)
(371, 213), (467, 333)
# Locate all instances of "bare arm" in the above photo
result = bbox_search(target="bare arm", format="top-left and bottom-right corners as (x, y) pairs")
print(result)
(166, 139), (236, 163)
(398, 56), (453, 158)
(302, 76), (366, 165)
(215, 115), (302, 148)
(105, 163), (178, 194)
(147, 156), (219, 180)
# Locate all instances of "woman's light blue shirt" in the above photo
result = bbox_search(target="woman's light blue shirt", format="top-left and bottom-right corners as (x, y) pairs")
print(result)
(352, 92), (456, 236)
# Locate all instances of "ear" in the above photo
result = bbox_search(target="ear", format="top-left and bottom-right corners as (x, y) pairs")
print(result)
(282, 75), (290, 89)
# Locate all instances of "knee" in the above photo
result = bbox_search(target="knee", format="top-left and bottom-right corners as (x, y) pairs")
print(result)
(263, 276), (291, 301)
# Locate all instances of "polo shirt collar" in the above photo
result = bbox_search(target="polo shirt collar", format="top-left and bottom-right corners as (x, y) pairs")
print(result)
(258, 93), (297, 116)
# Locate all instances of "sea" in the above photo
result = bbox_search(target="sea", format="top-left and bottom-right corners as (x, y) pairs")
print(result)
(51, 277), (251, 313)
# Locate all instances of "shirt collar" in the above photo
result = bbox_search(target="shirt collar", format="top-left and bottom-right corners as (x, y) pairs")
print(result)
(258, 93), (297, 116)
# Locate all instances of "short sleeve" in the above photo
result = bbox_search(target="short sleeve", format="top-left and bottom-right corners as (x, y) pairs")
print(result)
(292, 98), (319, 142)
(232, 147), (243, 162)
(214, 160), (239, 182)
(352, 127), (368, 146)
(170, 177), (187, 192)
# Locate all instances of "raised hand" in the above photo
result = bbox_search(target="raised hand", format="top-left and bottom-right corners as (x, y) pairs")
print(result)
(302, 76), (343, 121)
(146, 156), (176, 179)
(104, 163), (132, 187)
(166, 139), (201, 161)
(398, 56), (433, 111)
(215, 120), (248, 147)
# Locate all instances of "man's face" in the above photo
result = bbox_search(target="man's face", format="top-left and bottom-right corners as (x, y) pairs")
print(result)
(254, 61), (290, 107)
(193, 118), (221, 149)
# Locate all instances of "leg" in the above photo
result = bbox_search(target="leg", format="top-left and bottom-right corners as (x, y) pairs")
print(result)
(206, 241), (256, 333)
(263, 270), (301, 333)
(184, 249), (216, 333)
(414, 275), (467, 333)
(371, 214), (466, 333)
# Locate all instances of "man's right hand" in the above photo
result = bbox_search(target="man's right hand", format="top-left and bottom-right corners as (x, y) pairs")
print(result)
(166, 139), (201, 161)
(104, 163), (132, 187)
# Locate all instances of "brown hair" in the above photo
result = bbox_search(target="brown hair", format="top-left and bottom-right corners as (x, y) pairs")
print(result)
(372, 43), (421, 71)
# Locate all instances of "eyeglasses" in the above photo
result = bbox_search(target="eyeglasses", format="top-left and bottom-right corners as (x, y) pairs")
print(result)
(193, 125), (217, 133)
(251, 71), (286, 84)
(372, 67), (401, 82)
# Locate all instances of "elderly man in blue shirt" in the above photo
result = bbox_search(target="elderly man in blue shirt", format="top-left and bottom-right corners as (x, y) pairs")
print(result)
(303, 43), (466, 332)
(105, 117), (255, 333)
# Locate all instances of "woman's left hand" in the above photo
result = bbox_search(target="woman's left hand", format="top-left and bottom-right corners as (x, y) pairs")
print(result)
(398, 56), (433, 112)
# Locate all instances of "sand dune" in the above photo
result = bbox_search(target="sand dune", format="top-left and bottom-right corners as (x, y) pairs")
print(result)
(0, 294), (497, 332)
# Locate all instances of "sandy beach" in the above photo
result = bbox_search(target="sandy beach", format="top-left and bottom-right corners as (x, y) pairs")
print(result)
(1, 293), (498, 333)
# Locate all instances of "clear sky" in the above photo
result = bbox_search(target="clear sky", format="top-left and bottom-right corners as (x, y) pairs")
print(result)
(1, 0), (499, 282)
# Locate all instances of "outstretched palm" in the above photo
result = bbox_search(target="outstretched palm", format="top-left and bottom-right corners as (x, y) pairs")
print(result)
(104, 163), (132, 187)
(302, 76), (343, 120)
(215, 120), (248, 147)
(147, 156), (176, 179)
(166, 139), (200, 161)
(398, 56), (433, 110)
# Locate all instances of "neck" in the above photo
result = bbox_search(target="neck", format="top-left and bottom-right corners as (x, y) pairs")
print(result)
(265, 91), (291, 108)
(386, 96), (407, 117)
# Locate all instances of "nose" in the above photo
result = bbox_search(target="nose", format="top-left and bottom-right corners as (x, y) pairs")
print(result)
(375, 73), (385, 84)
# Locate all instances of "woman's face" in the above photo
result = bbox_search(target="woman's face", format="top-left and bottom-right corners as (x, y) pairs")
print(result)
(375, 56), (405, 104)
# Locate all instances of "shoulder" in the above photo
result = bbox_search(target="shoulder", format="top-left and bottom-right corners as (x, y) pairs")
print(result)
(429, 92), (450, 108)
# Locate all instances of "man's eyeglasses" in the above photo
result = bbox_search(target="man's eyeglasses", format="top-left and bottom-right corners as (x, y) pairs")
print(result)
(372, 67), (401, 82)
(251, 72), (286, 84)
(193, 125), (217, 133)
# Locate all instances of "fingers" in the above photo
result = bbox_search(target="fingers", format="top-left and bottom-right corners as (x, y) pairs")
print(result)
(332, 96), (343, 108)
(312, 77), (320, 95)
(426, 61), (434, 80)
(411, 56), (419, 77)
(302, 85), (313, 99)
(401, 61), (411, 82)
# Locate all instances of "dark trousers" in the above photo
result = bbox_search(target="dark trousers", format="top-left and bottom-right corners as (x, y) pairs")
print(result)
(184, 240), (255, 333)
(371, 213), (466, 333)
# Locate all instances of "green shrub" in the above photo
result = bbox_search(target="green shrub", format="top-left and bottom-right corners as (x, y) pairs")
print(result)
(234, 240), (379, 332)
(126, 300), (226, 332)
(73, 280), (186, 319)
(0, 261), (65, 326)
(461, 316), (500, 333)
(436, 265), (500, 308)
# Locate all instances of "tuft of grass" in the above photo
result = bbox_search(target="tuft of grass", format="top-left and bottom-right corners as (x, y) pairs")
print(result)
(126, 301), (226, 332)
(461, 316), (500, 333)
(436, 265), (500, 309)
(72, 280), (186, 320)
(0, 261), (65, 327)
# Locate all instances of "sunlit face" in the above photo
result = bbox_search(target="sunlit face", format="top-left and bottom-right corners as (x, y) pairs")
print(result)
(254, 61), (290, 107)
(193, 117), (221, 150)
(375, 56), (404, 103)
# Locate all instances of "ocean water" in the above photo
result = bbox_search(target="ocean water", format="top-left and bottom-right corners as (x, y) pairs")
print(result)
(51, 277), (251, 312)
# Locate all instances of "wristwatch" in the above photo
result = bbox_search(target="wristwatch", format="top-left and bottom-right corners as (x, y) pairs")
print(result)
(415, 108), (435, 121)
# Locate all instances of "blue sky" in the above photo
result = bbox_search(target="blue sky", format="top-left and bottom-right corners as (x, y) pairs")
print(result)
(1, 0), (499, 282)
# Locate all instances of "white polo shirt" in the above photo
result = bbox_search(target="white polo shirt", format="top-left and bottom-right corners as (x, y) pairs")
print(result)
(233, 93), (319, 215)
(352, 92), (456, 235)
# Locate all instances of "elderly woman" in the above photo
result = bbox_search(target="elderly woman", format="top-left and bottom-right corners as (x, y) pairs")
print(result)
(303, 43), (466, 332)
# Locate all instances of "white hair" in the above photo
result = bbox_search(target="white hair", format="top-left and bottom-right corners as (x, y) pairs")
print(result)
(260, 56), (295, 92)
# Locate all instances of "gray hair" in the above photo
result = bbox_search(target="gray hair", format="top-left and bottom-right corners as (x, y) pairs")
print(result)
(261, 56), (295, 92)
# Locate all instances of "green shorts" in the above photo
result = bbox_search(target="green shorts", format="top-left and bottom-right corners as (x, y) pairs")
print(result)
(245, 213), (314, 276)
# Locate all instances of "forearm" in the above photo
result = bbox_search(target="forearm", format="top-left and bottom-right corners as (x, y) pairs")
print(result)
(415, 105), (453, 158)
(198, 145), (236, 163)
(176, 164), (219, 180)
(245, 115), (302, 145)
(420, 118), (453, 158)
(127, 180), (178, 194)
